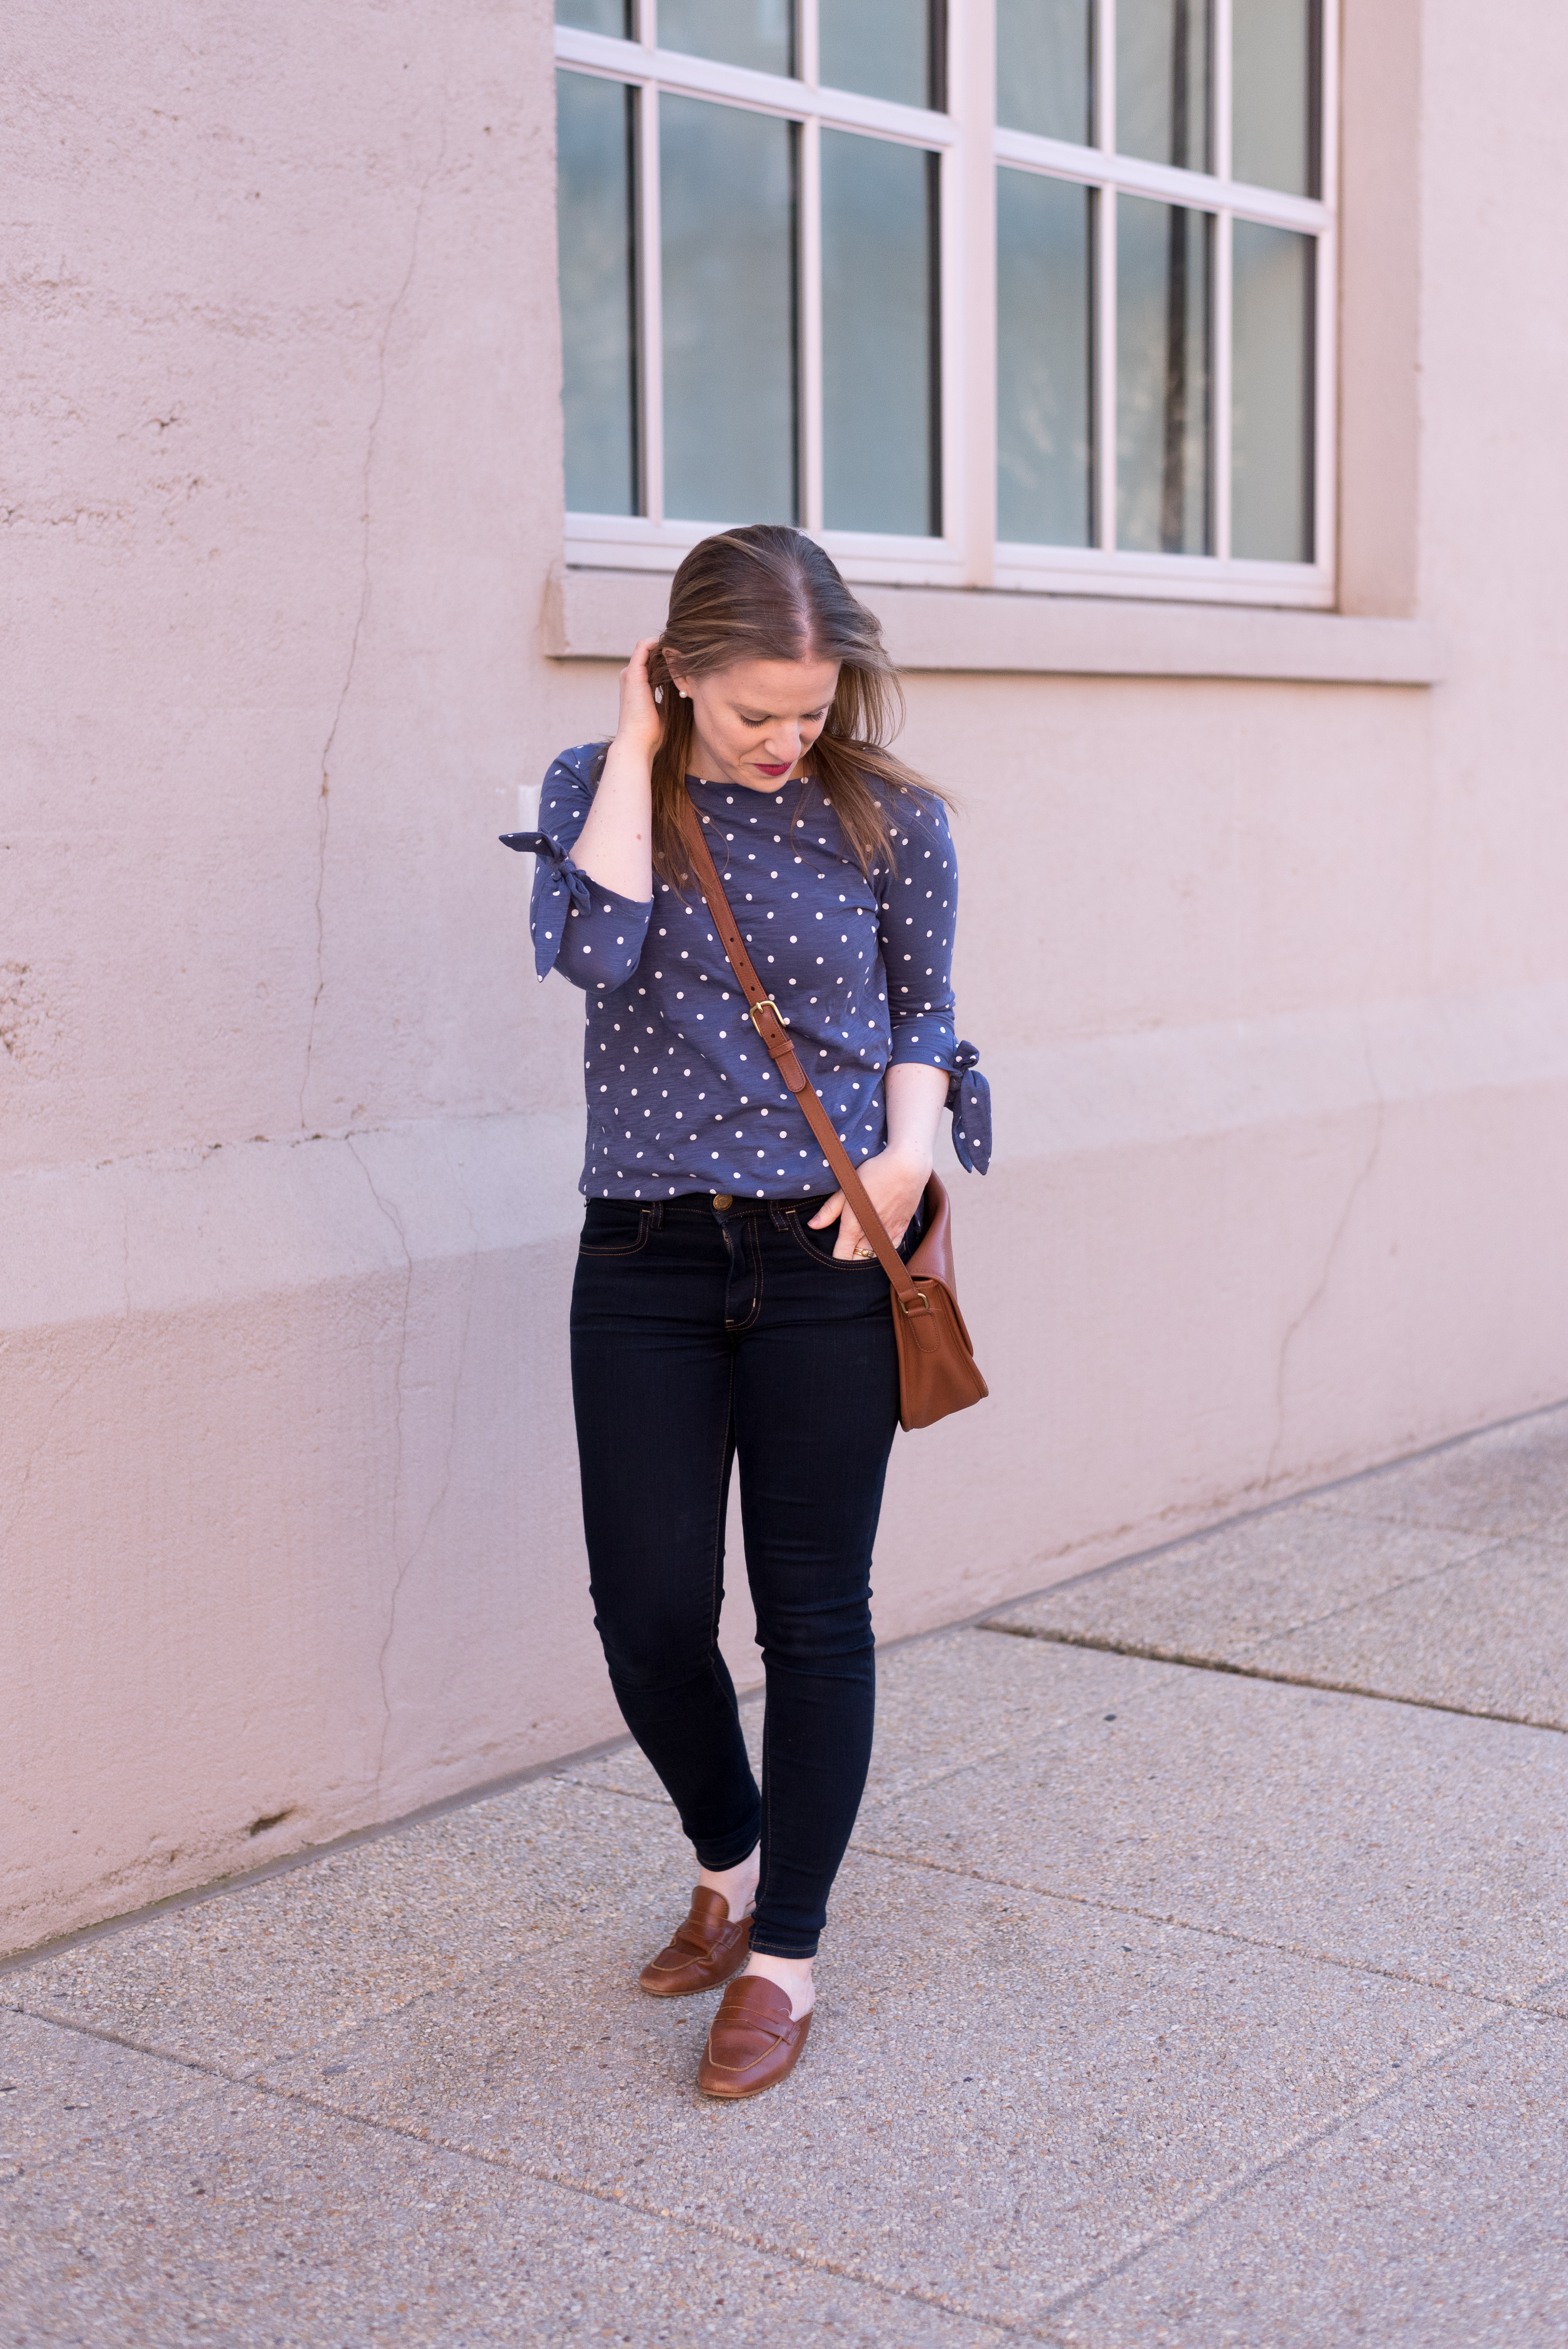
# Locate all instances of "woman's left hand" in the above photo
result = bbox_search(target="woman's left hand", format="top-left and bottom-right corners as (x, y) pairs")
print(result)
(808, 1145), (931, 1263)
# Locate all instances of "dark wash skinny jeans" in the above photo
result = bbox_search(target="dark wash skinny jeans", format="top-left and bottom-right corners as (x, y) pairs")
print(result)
(570, 1190), (904, 1958)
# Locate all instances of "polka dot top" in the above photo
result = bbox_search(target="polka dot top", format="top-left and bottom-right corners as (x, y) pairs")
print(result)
(525, 741), (967, 1202)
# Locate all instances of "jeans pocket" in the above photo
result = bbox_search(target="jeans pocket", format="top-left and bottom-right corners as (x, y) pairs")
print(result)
(578, 1202), (653, 1257)
(784, 1209), (880, 1271)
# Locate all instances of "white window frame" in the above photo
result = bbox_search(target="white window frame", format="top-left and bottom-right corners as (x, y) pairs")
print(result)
(992, 0), (1338, 605)
(555, 0), (1338, 609)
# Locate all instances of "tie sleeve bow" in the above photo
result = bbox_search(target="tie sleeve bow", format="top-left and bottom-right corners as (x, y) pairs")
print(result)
(947, 1040), (991, 1175)
(500, 830), (597, 980)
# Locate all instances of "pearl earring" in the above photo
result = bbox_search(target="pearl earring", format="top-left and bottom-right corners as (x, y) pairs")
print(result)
(653, 686), (663, 704)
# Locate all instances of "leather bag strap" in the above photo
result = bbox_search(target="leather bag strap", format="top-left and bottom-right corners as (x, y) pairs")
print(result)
(678, 794), (923, 1305)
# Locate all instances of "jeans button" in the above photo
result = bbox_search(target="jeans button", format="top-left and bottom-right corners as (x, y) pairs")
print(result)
(712, 1193), (733, 1210)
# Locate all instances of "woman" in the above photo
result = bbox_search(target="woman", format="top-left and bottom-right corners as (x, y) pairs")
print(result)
(514, 525), (984, 2099)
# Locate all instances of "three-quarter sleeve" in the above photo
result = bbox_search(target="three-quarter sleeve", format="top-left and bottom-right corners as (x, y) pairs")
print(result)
(876, 791), (961, 1071)
(515, 747), (653, 990)
(874, 790), (991, 1174)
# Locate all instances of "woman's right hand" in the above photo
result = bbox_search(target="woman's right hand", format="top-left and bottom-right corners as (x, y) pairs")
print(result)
(574, 636), (663, 902)
(615, 637), (666, 758)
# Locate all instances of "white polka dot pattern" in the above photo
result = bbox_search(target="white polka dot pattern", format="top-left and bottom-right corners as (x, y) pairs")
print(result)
(521, 741), (965, 1202)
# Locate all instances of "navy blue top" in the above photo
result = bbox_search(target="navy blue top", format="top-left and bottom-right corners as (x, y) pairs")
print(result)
(511, 740), (990, 1200)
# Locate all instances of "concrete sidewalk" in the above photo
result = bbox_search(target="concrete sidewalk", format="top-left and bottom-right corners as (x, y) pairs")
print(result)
(7, 1407), (1568, 2347)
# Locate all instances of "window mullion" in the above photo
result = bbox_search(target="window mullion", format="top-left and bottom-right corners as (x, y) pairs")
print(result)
(952, 0), (989, 578)
(1214, 210), (1233, 562)
(636, 76), (664, 526)
(1096, 0), (1117, 157)
(1213, 0), (1230, 561)
(798, 0), (818, 91)
(1095, 0), (1117, 553)
(798, 0), (821, 535)
(1318, 0), (1340, 201)
(1313, 218), (1335, 575)
(1213, 0), (1233, 182)
(1095, 185), (1117, 553)
(800, 113), (824, 535)
(1315, 0), (1340, 583)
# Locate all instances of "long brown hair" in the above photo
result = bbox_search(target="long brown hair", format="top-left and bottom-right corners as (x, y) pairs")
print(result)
(639, 525), (941, 888)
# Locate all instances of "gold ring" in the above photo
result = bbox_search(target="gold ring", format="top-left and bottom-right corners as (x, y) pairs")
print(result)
(854, 1243), (872, 1259)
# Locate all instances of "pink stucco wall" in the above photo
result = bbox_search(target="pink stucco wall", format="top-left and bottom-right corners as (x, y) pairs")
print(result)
(5, 0), (1567, 1957)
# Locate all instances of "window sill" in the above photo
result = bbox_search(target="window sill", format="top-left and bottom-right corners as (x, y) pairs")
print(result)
(543, 569), (1445, 686)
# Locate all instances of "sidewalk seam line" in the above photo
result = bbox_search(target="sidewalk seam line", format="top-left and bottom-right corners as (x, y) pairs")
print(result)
(846, 1842), (1568, 2013)
(12, 1975), (1565, 2345)
(1181, 1532), (1513, 1648)
(976, 1622), (1566, 1735)
(0, 2002), (1065, 2345)
(1022, 1991), (1546, 2325)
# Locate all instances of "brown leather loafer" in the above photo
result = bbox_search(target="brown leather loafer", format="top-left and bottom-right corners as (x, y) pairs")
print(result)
(638, 1886), (751, 1998)
(696, 1974), (812, 2099)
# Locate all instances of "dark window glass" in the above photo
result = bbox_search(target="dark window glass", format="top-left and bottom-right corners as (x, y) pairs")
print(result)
(555, 0), (631, 32)
(1231, 220), (1313, 559)
(1117, 195), (1211, 553)
(996, 168), (1093, 545)
(996, 0), (1094, 145)
(658, 0), (794, 76)
(661, 95), (798, 523)
(820, 1), (944, 111)
(1232, 0), (1319, 195)
(1118, 0), (1210, 170)
(822, 133), (940, 534)
(557, 72), (639, 516)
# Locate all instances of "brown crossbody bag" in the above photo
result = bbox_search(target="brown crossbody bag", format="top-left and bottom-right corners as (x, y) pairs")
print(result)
(679, 795), (989, 1432)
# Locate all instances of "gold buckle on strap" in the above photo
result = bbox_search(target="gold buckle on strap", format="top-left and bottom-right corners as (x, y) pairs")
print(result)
(748, 996), (784, 1033)
(898, 1287), (933, 1315)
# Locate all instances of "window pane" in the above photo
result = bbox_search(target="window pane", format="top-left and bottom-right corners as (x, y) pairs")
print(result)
(1232, 221), (1313, 560)
(821, 133), (939, 535)
(820, 1), (940, 111)
(658, 0), (794, 77)
(996, 0), (1093, 145)
(1117, 0), (1210, 170)
(1233, 0), (1318, 194)
(996, 168), (1092, 545)
(661, 95), (797, 524)
(557, 71), (638, 517)
(555, 0), (631, 32)
(1117, 195), (1210, 553)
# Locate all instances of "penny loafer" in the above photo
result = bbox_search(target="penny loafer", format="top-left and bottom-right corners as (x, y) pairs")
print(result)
(639, 1886), (751, 1998)
(697, 1974), (812, 2099)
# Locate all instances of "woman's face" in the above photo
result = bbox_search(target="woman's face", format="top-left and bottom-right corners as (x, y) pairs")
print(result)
(666, 653), (841, 792)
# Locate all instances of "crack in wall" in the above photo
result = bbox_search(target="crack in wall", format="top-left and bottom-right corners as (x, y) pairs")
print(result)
(1264, 1019), (1388, 1492)
(298, 133), (445, 1132)
(375, 1232), (481, 1787)
(344, 1137), (481, 1799)
(375, 1249), (480, 1794)
(343, 1139), (416, 1794)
